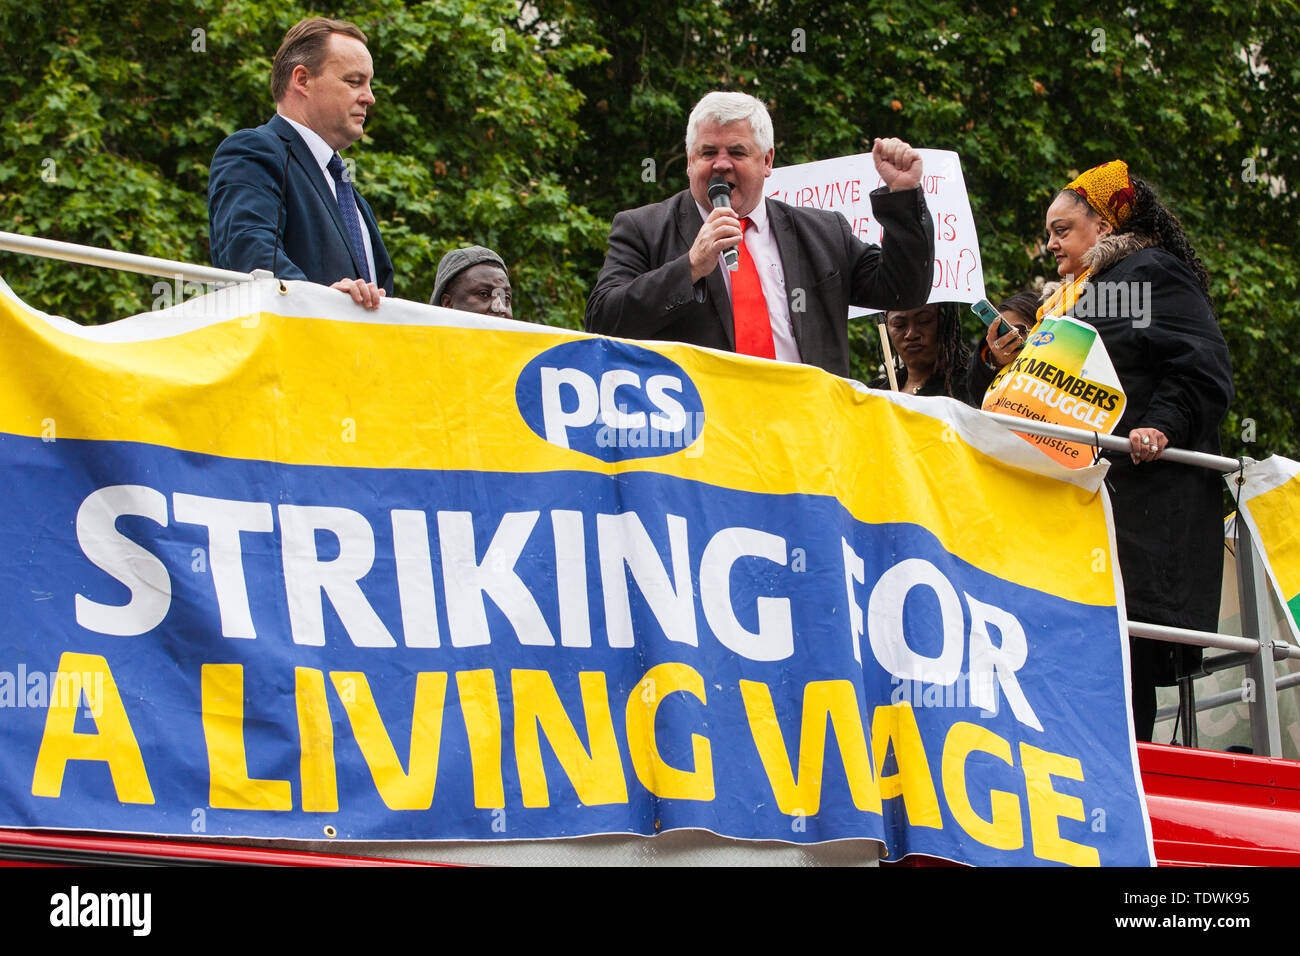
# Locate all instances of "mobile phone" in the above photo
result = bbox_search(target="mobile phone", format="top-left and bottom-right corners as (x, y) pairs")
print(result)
(971, 298), (1016, 338)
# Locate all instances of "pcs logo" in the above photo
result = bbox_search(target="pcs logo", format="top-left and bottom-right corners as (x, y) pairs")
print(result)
(516, 339), (705, 462)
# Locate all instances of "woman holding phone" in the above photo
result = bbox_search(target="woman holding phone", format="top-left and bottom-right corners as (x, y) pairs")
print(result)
(981, 160), (1234, 741)
(965, 290), (1040, 403)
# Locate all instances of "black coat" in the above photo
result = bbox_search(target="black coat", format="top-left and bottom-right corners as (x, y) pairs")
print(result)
(974, 242), (1233, 681)
(1088, 247), (1233, 681)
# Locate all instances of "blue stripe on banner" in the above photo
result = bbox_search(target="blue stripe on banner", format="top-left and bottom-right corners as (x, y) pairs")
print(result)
(0, 433), (1146, 865)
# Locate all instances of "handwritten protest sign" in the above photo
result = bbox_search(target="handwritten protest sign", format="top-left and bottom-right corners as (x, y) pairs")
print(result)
(766, 149), (985, 313)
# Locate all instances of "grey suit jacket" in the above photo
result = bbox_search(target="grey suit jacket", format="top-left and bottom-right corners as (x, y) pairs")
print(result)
(584, 186), (934, 376)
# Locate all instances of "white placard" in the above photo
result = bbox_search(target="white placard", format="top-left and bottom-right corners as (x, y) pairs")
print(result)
(765, 149), (985, 314)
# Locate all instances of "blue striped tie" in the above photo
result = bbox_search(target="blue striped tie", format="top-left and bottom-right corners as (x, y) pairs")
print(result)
(326, 153), (372, 283)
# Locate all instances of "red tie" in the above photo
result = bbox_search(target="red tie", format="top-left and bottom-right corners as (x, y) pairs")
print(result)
(732, 218), (775, 358)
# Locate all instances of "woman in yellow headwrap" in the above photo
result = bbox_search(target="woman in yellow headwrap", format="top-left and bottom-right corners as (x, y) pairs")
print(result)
(983, 161), (1234, 742)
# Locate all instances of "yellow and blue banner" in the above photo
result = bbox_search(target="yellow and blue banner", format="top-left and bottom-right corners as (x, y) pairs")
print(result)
(1233, 455), (1300, 643)
(0, 276), (1153, 865)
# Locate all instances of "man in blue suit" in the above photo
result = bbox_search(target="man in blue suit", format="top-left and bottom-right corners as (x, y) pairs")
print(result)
(208, 17), (393, 309)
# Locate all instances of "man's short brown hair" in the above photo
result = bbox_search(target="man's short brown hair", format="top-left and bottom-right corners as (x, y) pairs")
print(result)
(270, 17), (368, 103)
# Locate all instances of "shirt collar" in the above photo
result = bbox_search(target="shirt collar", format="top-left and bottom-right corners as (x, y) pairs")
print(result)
(695, 195), (768, 232)
(278, 113), (336, 172)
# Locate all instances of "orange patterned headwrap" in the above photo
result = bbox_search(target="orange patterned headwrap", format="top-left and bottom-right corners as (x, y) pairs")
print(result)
(1065, 160), (1136, 229)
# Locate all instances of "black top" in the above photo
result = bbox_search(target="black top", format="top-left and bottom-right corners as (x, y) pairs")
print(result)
(869, 368), (964, 398)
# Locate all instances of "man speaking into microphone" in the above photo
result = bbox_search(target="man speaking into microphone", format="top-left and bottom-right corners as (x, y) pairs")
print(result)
(584, 91), (934, 376)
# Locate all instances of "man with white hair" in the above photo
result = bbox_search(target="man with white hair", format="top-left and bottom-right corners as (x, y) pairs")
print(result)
(585, 91), (934, 376)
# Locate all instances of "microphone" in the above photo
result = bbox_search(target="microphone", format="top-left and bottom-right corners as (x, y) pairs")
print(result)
(708, 176), (740, 272)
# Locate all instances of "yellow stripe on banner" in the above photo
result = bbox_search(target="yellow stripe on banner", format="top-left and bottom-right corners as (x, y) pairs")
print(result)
(0, 290), (1114, 607)
(1246, 470), (1300, 604)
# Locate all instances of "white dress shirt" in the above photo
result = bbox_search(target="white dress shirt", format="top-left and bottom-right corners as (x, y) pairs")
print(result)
(696, 198), (800, 363)
(279, 114), (378, 284)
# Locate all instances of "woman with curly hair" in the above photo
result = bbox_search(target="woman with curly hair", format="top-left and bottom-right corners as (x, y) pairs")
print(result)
(871, 302), (970, 398)
(982, 160), (1234, 741)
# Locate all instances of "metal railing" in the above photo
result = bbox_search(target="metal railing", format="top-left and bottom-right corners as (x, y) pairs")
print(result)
(984, 412), (1299, 757)
(4, 230), (1297, 756)
(0, 230), (263, 286)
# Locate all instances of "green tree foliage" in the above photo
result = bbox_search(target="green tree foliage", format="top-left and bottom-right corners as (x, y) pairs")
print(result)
(1, 0), (1296, 454)
(0, 0), (606, 324)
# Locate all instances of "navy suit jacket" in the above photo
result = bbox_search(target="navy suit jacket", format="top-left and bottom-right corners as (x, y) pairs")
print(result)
(584, 187), (934, 377)
(208, 114), (394, 294)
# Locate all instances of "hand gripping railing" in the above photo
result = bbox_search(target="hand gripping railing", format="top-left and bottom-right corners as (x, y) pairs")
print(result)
(983, 411), (1300, 756)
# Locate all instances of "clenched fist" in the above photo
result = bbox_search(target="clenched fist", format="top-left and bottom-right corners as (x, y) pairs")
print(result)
(873, 137), (923, 192)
